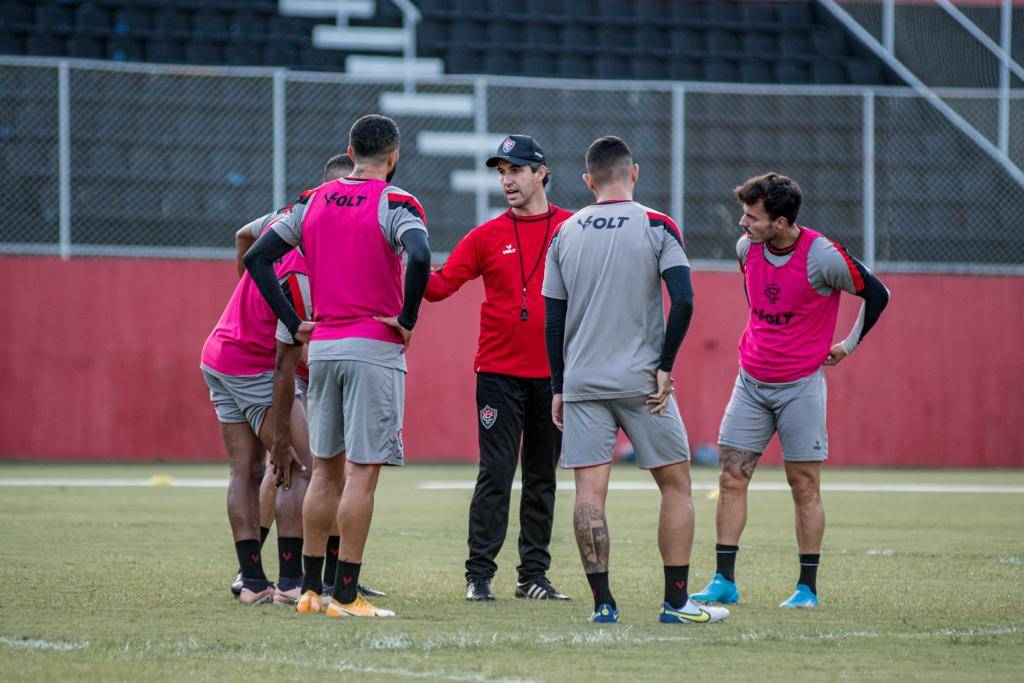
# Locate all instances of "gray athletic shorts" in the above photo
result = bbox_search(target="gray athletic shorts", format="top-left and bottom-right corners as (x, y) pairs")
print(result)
(201, 366), (274, 436)
(718, 368), (828, 462)
(562, 394), (690, 470)
(306, 359), (405, 466)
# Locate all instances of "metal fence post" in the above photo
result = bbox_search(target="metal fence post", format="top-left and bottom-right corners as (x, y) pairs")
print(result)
(862, 89), (876, 269)
(998, 0), (1011, 155)
(474, 78), (488, 227)
(58, 61), (71, 260)
(272, 69), (286, 209)
(671, 85), (685, 225)
(882, 0), (895, 54)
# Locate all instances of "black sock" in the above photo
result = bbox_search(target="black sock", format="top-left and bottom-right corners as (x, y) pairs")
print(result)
(586, 572), (615, 611)
(259, 525), (271, 547)
(302, 555), (325, 594)
(716, 544), (739, 583)
(799, 554), (820, 594)
(277, 537), (303, 585)
(235, 539), (268, 583)
(323, 536), (340, 587)
(664, 565), (689, 609)
(332, 561), (361, 604)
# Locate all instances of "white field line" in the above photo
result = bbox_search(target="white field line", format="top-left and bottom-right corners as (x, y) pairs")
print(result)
(419, 481), (1024, 494)
(0, 478), (1022, 494)
(0, 636), (88, 651)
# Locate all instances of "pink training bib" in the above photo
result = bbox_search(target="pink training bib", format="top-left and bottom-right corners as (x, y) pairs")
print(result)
(301, 178), (404, 345)
(738, 227), (840, 383)
(201, 230), (309, 378)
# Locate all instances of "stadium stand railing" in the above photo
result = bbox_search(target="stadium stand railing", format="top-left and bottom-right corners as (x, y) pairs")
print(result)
(0, 55), (1022, 274)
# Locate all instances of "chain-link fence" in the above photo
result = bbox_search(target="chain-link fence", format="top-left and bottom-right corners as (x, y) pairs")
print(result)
(1, 56), (1022, 271)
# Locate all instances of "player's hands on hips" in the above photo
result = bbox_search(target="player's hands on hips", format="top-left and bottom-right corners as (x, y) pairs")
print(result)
(294, 321), (316, 344)
(645, 369), (674, 415)
(270, 438), (306, 490)
(823, 343), (848, 366)
(374, 316), (412, 353)
(551, 393), (564, 432)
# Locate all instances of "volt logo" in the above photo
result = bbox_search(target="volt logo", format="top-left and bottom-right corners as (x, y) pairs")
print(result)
(578, 215), (629, 230)
(323, 192), (367, 208)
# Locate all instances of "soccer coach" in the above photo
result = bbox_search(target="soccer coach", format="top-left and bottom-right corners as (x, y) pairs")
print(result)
(425, 135), (573, 602)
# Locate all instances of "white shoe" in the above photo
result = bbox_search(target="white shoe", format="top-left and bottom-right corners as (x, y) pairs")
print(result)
(659, 597), (730, 624)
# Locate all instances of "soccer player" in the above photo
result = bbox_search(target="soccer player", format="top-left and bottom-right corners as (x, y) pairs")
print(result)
(690, 172), (890, 609)
(425, 135), (573, 602)
(227, 154), (354, 600)
(201, 158), (347, 605)
(245, 114), (431, 618)
(543, 136), (728, 625)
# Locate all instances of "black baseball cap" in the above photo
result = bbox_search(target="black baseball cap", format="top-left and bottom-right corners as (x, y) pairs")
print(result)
(485, 134), (546, 168)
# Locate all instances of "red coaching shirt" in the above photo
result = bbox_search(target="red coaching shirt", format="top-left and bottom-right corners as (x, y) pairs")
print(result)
(426, 204), (573, 379)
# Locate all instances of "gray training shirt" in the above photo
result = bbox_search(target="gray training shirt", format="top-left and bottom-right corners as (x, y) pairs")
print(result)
(542, 200), (689, 402)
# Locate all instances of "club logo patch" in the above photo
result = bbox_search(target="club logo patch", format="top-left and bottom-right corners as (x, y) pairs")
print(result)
(502, 137), (516, 153)
(480, 405), (498, 430)
(764, 282), (782, 304)
(396, 428), (404, 455)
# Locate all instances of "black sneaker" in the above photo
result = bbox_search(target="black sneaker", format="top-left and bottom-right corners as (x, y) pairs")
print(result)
(466, 577), (496, 601)
(515, 576), (570, 600)
(231, 571), (243, 597)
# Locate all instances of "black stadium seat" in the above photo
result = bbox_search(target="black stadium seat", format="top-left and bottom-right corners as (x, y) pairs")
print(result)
(775, 61), (810, 83)
(0, 3), (33, 33)
(812, 61), (846, 84)
(26, 34), (64, 56)
(522, 50), (558, 77)
(483, 49), (518, 75)
(147, 39), (186, 63)
(704, 59), (739, 82)
(153, 8), (190, 37)
(739, 60), (774, 84)
(74, 4), (111, 35)
(185, 40), (223, 65)
(113, 9), (152, 36)
(69, 35), (104, 59)
(35, 4), (74, 35)
(107, 36), (143, 62)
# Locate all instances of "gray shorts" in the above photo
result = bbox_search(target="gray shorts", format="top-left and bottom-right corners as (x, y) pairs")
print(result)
(562, 394), (690, 470)
(718, 368), (828, 462)
(201, 366), (274, 436)
(306, 359), (405, 466)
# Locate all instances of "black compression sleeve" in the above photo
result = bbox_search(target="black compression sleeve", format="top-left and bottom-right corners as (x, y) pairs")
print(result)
(243, 230), (302, 336)
(659, 265), (695, 372)
(545, 296), (568, 394)
(854, 268), (890, 344)
(397, 228), (431, 330)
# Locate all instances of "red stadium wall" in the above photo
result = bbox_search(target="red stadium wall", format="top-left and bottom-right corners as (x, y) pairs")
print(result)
(2, 255), (1022, 467)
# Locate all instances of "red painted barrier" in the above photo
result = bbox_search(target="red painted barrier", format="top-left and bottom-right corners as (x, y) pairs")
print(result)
(2, 255), (1022, 466)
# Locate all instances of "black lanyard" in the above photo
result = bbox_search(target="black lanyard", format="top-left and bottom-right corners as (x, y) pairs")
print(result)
(511, 206), (554, 321)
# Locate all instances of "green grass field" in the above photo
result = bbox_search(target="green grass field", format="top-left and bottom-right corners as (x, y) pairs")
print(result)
(1, 462), (1022, 682)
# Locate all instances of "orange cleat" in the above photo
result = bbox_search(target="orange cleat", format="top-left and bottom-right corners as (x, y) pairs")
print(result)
(295, 590), (324, 614)
(325, 594), (395, 618)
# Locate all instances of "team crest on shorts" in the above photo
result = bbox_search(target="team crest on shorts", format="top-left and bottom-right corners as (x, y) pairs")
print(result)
(480, 405), (498, 430)
(501, 137), (516, 153)
(764, 282), (782, 304)
(396, 428), (404, 454)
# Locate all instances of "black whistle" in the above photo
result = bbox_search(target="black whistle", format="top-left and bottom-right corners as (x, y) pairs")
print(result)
(521, 307), (528, 321)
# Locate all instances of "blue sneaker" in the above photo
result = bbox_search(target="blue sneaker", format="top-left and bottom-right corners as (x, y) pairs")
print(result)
(659, 598), (729, 624)
(589, 604), (619, 623)
(689, 573), (739, 604)
(779, 584), (819, 608)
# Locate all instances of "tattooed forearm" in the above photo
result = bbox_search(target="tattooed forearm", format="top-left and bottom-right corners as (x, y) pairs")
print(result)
(719, 445), (761, 480)
(574, 502), (610, 573)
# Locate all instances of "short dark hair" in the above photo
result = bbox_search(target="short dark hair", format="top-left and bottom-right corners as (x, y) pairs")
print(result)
(349, 114), (400, 163)
(323, 153), (353, 181)
(734, 172), (802, 224)
(529, 162), (550, 187)
(585, 136), (633, 186)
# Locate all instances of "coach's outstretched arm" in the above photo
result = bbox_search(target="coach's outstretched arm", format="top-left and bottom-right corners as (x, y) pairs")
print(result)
(244, 230), (306, 340)
(375, 228), (431, 351)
